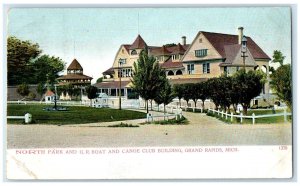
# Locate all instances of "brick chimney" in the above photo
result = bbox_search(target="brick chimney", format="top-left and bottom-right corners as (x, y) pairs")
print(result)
(182, 36), (186, 45)
(238, 27), (244, 44)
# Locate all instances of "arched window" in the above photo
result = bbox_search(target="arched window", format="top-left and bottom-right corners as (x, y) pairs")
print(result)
(176, 70), (183, 75)
(131, 50), (137, 55)
(262, 65), (268, 73)
(254, 65), (259, 71)
(167, 71), (174, 76)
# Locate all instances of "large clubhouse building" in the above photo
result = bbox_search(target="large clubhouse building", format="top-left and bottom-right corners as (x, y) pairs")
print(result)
(95, 27), (271, 107)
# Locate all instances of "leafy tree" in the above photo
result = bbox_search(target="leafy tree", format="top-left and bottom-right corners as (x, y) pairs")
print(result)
(7, 36), (42, 85)
(189, 84), (199, 108)
(131, 51), (165, 113)
(230, 78), (241, 113)
(163, 43), (176, 47)
(270, 64), (292, 109)
(206, 78), (221, 109)
(17, 83), (30, 98)
(86, 85), (98, 106)
(173, 84), (184, 107)
(233, 69), (265, 115)
(7, 36), (65, 86)
(197, 81), (209, 110)
(218, 76), (233, 111)
(37, 83), (46, 97)
(154, 94), (164, 112)
(27, 92), (36, 100)
(272, 50), (285, 66)
(206, 76), (232, 111)
(96, 77), (104, 83)
(32, 55), (65, 86)
(154, 79), (175, 118)
(182, 84), (193, 107)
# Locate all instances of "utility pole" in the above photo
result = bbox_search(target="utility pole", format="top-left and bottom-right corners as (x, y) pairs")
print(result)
(119, 59), (122, 110)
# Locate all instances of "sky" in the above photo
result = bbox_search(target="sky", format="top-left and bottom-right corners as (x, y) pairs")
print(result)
(7, 7), (291, 83)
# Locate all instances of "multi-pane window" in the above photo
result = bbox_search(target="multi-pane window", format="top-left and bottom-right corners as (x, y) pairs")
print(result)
(195, 49), (208, 57)
(120, 68), (132, 77)
(187, 64), (195, 74)
(119, 59), (126, 65)
(172, 55), (178, 60)
(203, 63), (210, 74)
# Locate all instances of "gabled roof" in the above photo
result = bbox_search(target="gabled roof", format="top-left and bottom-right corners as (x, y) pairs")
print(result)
(102, 67), (114, 75)
(220, 44), (257, 67)
(67, 59), (83, 70)
(123, 44), (131, 53)
(150, 46), (172, 55)
(170, 43), (187, 55)
(129, 35), (148, 49)
(45, 90), (55, 96)
(160, 57), (184, 69)
(201, 31), (270, 60)
(224, 44), (241, 63)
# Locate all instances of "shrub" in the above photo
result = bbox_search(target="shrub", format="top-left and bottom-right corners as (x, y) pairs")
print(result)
(154, 116), (188, 125)
(108, 122), (139, 127)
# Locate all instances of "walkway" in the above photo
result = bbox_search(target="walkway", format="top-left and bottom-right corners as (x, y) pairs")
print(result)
(7, 110), (292, 148)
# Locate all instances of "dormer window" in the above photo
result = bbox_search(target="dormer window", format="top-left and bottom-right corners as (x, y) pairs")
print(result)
(172, 55), (178, 60)
(131, 50), (137, 55)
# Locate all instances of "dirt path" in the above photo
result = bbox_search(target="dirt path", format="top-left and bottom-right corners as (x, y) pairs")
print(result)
(7, 110), (292, 148)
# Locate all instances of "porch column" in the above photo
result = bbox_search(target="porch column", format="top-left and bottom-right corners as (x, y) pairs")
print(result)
(125, 88), (128, 98)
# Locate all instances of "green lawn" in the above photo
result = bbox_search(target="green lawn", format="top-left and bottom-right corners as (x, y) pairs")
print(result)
(7, 104), (146, 125)
(207, 109), (292, 124)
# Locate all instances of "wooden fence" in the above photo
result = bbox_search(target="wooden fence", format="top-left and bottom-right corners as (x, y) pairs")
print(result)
(207, 108), (291, 124)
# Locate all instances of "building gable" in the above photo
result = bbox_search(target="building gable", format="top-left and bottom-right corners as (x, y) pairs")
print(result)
(112, 45), (131, 68)
(181, 32), (223, 62)
(228, 45), (257, 67)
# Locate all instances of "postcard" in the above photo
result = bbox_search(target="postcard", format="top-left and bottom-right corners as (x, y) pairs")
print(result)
(5, 6), (293, 179)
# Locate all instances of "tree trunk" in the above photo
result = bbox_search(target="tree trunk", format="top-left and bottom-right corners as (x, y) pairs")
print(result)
(90, 99), (92, 107)
(202, 99), (205, 110)
(146, 99), (149, 113)
(233, 104), (237, 113)
(179, 99), (181, 108)
(150, 100), (153, 111)
(157, 104), (160, 112)
(164, 104), (166, 120)
(242, 104), (248, 115)
(194, 100), (197, 108)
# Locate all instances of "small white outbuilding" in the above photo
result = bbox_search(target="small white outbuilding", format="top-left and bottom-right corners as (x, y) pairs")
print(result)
(92, 93), (109, 108)
(45, 90), (56, 103)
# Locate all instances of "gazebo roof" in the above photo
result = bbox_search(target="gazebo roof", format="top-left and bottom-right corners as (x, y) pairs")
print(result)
(67, 59), (83, 70)
(57, 74), (93, 80)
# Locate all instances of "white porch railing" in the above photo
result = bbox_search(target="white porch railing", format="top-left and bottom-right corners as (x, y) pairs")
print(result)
(207, 108), (292, 124)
